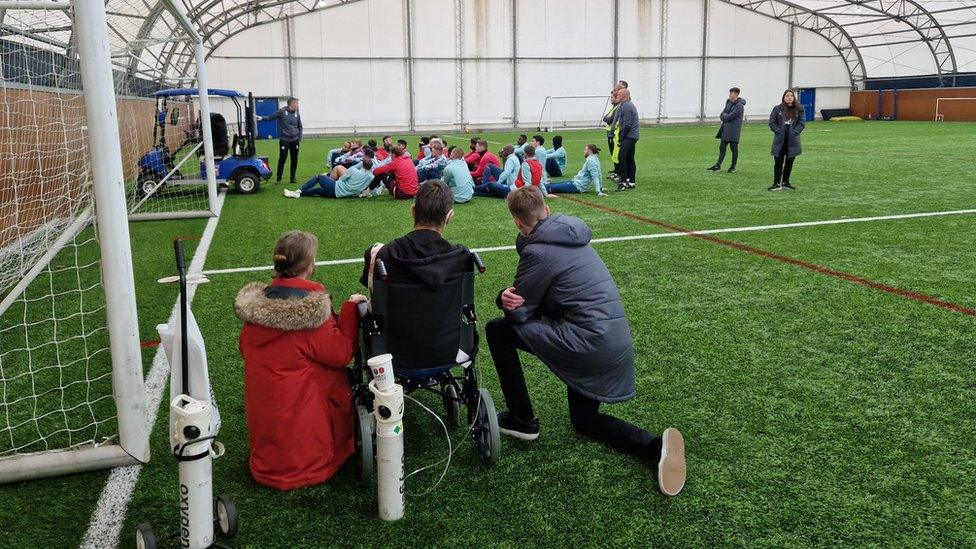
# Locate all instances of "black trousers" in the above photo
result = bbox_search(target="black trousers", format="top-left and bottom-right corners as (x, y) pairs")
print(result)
(485, 317), (661, 461)
(716, 140), (738, 169)
(276, 140), (300, 182)
(607, 134), (617, 174)
(773, 155), (795, 184)
(617, 137), (638, 183)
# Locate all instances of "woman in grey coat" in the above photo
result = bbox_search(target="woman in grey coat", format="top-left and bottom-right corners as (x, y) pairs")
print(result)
(708, 87), (746, 173)
(768, 89), (805, 190)
(485, 186), (687, 496)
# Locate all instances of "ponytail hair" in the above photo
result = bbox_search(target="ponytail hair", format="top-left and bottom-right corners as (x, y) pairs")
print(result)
(272, 231), (318, 278)
(586, 144), (601, 155)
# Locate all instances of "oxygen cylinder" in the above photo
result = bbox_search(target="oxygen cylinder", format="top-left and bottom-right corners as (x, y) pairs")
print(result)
(171, 395), (216, 548)
(368, 354), (405, 521)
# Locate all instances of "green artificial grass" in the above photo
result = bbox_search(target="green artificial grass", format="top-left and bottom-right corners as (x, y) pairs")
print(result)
(2, 121), (976, 547)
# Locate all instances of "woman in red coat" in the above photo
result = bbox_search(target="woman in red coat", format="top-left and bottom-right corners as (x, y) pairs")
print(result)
(235, 231), (365, 490)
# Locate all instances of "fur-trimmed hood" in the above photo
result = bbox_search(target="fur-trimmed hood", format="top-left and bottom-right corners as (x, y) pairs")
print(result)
(235, 281), (334, 340)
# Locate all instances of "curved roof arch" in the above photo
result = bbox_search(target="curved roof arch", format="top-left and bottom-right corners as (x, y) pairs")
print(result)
(1, 0), (975, 88)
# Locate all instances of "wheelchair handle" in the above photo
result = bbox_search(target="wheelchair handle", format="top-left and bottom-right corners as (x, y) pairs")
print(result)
(375, 259), (389, 282)
(472, 253), (486, 273)
(356, 300), (369, 319)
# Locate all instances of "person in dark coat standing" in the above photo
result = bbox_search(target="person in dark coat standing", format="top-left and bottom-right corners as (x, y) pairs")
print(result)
(768, 89), (805, 191)
(262, 97), (303, 185)
(486, 186), (687, 496)
(612, 88), (640, 191)
(708, 87), (746, 173)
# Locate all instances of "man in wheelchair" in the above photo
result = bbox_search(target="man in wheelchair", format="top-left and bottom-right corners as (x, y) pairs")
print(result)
(353, 181), (501, 473)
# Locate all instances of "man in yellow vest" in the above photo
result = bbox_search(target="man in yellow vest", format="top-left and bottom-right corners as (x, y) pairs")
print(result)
(603, 81), (627, 182)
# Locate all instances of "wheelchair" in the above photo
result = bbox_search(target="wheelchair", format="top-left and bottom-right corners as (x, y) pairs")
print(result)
(351, 252), (501, 483)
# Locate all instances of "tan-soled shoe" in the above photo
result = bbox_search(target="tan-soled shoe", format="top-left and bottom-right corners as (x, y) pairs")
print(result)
(658, 427), (686, 496)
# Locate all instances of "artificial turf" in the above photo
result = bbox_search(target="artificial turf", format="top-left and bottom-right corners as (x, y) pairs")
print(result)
(2, 120), (976, 547)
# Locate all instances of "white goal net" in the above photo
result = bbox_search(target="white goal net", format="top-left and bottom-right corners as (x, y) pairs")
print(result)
(0, 0), (151, 482)
(536, 94), (613, 132)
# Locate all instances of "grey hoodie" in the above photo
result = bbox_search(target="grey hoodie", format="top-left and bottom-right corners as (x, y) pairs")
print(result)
(500, 214), (636, 403)
(613, 99), (640, 140)
(264, 107), (303, 143)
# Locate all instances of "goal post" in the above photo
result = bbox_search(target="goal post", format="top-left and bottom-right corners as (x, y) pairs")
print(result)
(537, 94), (612, 132)
(934, 97), (976, 122)
(0, 0), (155, 483)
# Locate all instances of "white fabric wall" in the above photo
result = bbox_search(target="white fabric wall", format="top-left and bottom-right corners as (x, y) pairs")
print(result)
(205, 0), (854, 134)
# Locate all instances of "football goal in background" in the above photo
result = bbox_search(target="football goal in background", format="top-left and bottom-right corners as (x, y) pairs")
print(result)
(536, 94), (612, 132)
(0, 0), (217, 483)
(934, 97), (976, 122)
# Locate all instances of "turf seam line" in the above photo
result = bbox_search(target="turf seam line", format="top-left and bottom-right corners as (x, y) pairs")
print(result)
(559, 195), (976, 318)
(80, 190), (227, 549)
(200, 207), (976, 276)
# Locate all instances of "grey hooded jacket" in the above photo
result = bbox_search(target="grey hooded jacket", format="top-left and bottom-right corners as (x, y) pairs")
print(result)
(500, 214), (636, 403)
(264, 107), (303, 143)
(718, 97), (746, 142)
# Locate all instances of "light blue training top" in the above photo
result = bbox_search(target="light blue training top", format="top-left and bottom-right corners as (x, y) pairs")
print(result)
(548, 146), (567, 170)
(570, 154), (603, 194)
(334, 165), (374, 198)
(440, 159), (474, 203)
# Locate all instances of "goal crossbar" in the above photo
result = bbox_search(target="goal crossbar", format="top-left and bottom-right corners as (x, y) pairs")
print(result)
(537, 94), (612, 132)
(934, 97), (976, 121)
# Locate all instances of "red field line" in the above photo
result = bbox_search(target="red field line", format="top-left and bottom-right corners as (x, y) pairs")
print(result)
(558, 195), (976, 318)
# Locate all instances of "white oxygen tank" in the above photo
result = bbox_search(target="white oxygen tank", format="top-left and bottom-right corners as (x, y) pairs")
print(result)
(170, 395), (216, 549)
(367, 354), (405, 521)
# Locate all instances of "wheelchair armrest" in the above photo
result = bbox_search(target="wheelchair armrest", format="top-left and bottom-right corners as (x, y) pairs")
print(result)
(472, 252), (486, 273)
(356, 301), (369, 319)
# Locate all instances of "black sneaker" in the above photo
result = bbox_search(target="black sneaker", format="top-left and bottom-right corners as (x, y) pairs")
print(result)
(497, 411), (540, 441)
(727, 167), (736, 174)
(616, 182), (629, 192)
(290, 180), (298, 186)
(781, 182), (795, 190)
(707, 165), (721, 172)
(275, 179), (281, 185)
(768, 183), (783, 191)
(624, 181), (636, 189)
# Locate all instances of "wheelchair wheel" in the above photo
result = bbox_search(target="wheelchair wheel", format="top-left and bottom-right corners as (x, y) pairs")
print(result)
(354, 404), (374, 484)
(441, 382), (460, 427)
(471, 388), (501, 465)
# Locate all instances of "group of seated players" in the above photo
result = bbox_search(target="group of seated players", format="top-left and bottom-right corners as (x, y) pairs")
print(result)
(282, 133), (608, 203)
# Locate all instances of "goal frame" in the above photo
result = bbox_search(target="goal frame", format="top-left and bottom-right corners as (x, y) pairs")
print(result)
(934, 97), (976, 122)
(536, 94), (613, 133)
(0, 0), (212, 483)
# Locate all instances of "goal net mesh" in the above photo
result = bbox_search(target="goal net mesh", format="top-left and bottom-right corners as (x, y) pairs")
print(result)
(0, 2), (192, 461)
(0, 8), (115, 458)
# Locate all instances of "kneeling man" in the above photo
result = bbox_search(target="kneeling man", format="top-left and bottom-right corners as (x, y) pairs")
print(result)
(487, 186), (686, 496)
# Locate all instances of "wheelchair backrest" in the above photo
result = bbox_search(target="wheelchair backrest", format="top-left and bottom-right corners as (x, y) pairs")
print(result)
(369, 266), (478, 371)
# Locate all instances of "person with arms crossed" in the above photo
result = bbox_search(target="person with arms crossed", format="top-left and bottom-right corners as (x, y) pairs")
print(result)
(708, 87), (746, 174)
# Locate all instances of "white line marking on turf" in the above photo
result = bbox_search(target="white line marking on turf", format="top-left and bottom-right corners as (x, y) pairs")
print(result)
(201, 207), (976, 277)
(81, 191), (226, 549)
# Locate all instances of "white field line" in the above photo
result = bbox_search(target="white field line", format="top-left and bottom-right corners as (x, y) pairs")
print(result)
(202, 207), (976, 277)
(81, 191), (227, 549)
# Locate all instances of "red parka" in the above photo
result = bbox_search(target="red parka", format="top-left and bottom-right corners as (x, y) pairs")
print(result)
(235, 277), (359, 490)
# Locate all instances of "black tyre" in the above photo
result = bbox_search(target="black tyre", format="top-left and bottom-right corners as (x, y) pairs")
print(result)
(355, 404), (374, 484)
(215, 493), (239, 538)
(441, 382), (460, 427)
(472, 388), (501, 465)
(234, 172), (260, 194)
(135, 523), (156, 549)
